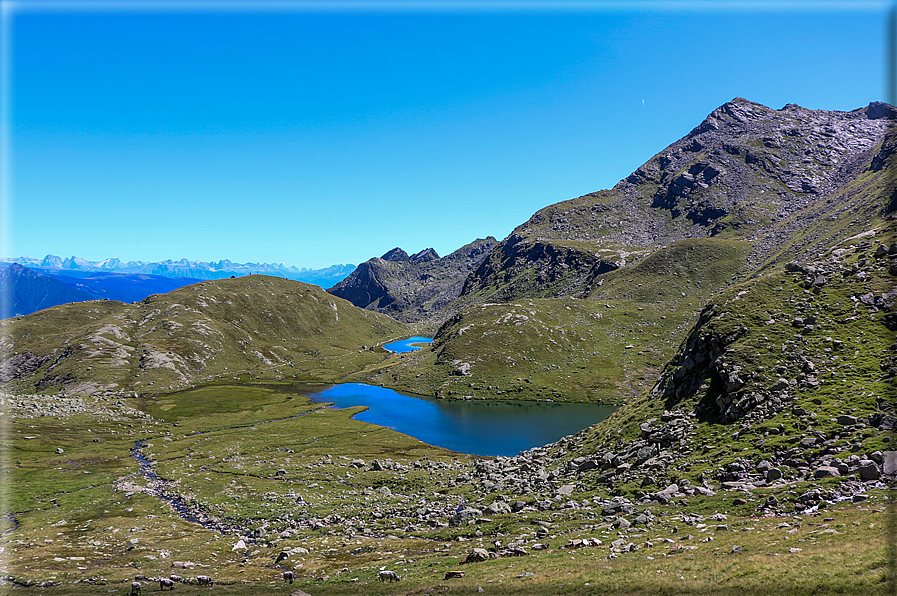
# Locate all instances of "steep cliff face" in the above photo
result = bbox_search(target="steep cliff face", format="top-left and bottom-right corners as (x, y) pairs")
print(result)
(456, 99), (896, 304)
(327, 237), (498, 323)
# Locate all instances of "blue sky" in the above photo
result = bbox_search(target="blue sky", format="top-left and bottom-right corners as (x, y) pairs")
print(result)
(3, 1), (892, 268)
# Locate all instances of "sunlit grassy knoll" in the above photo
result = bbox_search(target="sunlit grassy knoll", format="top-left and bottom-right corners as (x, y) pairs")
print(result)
(1, 275), (411, 396)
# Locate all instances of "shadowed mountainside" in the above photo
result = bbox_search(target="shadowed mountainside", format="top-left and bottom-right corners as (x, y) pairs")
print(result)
(0, 263), (96, 318)
(328, 237), (498, 324)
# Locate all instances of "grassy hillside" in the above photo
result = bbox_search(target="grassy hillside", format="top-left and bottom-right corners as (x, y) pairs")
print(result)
(559, 217), (895, 500)
(366, 239), (750, 404)
(0, 275), (410, 395)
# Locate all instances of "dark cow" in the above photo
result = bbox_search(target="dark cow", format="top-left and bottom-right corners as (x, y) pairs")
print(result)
(160, 577), (175, 590)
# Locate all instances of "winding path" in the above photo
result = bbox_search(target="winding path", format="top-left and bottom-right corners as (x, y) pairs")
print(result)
(128, 405), (331, 533)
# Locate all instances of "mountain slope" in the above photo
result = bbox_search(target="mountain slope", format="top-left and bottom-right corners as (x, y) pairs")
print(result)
(457, 99), (895, 304)
(363, 238), (751, 403)
(39, 270), (205, 304)
(328, 237), (498, 324)
(546, 218), (895, 505)
(370, 99), (896, 405)
(0, 263), (96, 318)
(0, 275), (410, 395)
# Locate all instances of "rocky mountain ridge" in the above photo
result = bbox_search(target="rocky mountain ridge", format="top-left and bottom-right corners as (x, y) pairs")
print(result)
(455, 99), (895, 305)
(358, 98), (896, 413)
(328, 237), (498, 324)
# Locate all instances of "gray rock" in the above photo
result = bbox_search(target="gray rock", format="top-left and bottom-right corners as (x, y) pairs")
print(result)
(770, 378), (790, 392)
(857, 460), (880, 481)
(485, 500), (512, 515)
(814, 466), (840, 479)
(612, 517), (631, 529)
(450, 508), (483, 527)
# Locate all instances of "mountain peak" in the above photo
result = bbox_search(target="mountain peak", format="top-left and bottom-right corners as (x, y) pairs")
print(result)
(381, 248), (410, 262)
(411, 248), (439, 263)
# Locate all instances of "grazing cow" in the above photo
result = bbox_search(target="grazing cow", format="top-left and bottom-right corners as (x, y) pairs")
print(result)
(169, 575), (182, 583)
(196, 575), (213, 586)
(130, 581), (142, 595)
(378, 570), (401, 583)
(283, 570), (294, 584)
(160, 577), (175, 590)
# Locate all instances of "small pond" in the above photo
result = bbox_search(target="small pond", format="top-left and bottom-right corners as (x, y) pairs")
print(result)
(382, 336), (433, 353)
(301, 382), (615, 457)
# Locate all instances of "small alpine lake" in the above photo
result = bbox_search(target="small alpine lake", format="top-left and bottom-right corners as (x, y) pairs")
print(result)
(382, 336), (434, 353)
(300, 382), (616, 457)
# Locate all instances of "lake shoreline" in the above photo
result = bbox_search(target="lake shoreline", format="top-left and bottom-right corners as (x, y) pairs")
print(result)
(299, 381), (616, 457)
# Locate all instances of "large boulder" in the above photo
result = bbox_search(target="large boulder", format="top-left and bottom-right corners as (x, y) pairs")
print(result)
(814, 466), (840, 479)
(449, 507), (483, 527)
(460, 548), (496, 564)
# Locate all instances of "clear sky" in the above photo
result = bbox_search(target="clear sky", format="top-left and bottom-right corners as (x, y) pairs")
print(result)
(3, 1), (892, 269)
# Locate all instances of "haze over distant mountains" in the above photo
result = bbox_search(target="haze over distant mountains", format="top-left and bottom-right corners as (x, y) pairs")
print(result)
(2, 254), (356, 287)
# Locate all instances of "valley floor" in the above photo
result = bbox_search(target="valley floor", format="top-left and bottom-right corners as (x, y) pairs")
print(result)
(1, 389), (893, 595)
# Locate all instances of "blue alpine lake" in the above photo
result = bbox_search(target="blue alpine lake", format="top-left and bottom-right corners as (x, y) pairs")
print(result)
(301, 382), (616, 457)
(382, 336), (434, 353)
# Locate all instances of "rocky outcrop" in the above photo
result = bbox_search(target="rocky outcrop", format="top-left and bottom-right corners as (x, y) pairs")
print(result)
(457, 234), (621, 303)
(327, 237), (498, 323)
(650, 221), (895, 423)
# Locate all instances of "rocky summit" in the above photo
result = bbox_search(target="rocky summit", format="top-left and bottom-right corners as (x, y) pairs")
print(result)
(2, 98), (895, 595)
(328, 237), (497, 324)
(457, 98), (895, 305)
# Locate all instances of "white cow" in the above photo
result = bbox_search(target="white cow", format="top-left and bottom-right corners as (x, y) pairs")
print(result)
(378, 570), (401, 582)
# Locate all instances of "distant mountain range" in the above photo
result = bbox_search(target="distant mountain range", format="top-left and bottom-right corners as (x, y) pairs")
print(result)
(2, 255), (355, 287)
(0, 256), (356, 318)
